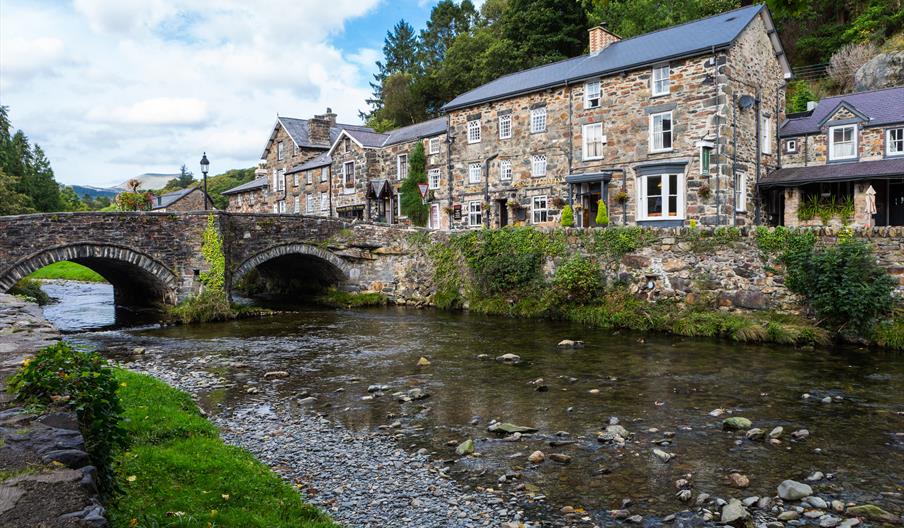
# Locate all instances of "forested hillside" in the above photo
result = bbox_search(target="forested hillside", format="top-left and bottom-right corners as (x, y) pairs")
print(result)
(363, 0), (904, 130)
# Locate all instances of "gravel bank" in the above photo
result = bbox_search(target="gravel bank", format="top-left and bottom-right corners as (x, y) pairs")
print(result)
(129, 362), (533, 528)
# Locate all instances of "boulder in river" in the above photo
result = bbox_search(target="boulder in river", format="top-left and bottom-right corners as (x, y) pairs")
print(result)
(416, 357), (431, 367)
(721, 498), (750, 526)
(488, 422), (538, 435)
(557, 339), (585, 349)
(496, 353), (522, 364)
(778, 479), (813, 500)
(528, 450), (545, 464)
(723, 417), (752, 431)
(263, 370), (289, 379)
(653, 449), (673, 462)
(455, 439), (475, 456)
(549, 453), (572, 464)
(769, 426), (784, 439)
(845, 505), (901, 525)
(791, 429), (810, 440)
(746, 428), (765, 441)
(728, 472), (750, 488)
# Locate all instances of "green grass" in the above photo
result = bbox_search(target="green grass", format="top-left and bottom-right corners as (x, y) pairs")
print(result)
(873, 319), (904, 351)
(318, 288), (388, 308)
(109, 370), (335, 528)
(27, 261), (106, 282)
(9, 277), (52, 305)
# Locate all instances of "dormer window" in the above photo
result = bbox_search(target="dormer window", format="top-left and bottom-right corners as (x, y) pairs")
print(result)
(829, 124), (857, 161)
(584, 80), (601, 109)
(652, 65), (670, 97)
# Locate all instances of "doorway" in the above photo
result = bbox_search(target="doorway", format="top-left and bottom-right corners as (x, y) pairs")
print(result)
(497, 199), (509, 227)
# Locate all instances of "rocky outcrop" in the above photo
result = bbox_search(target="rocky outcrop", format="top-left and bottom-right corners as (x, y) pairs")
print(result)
(854, 52), (904, 91)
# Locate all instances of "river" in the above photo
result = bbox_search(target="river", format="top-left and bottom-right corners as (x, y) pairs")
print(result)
(41, 281), (904, 526)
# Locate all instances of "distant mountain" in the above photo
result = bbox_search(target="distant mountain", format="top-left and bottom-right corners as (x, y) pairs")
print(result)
(71, 185), (119, 199)
(116, 173), (181, 191)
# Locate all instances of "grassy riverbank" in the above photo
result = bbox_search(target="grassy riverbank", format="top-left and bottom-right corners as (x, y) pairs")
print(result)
(109, 369), (335, 527)
(27, 261), (106, 282)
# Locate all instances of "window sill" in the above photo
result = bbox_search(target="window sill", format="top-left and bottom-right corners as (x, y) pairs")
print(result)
(467, 140), (481, 145)
(583, 156), (603, 161)
(651, 92), (670, 98)
(649, 148), (674, 154)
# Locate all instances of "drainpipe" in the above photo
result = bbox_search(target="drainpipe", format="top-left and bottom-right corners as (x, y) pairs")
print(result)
(754, 89), (762, 225)
(446, 114), (454, 228)
(621, 168), (627, 225)
(732, 94), (738, 226)
(484, 153), (498, 228)
(712, 47), (722, 226)
(566, 80), (573, 176)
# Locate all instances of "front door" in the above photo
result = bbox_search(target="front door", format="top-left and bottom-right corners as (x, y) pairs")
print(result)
(890, 179), (904, 226)
(430, 204), (440, 229)
(497, 200), (508, 227)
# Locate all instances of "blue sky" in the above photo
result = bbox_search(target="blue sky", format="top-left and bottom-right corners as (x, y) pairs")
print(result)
(0, 1), (442, 187)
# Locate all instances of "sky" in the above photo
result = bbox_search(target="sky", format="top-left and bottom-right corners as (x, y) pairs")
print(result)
(0, 0), (441, 187)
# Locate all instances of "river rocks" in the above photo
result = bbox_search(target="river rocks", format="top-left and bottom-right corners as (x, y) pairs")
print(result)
(791, 429), (810, 440)
(768, 426), (784, 439)
(728, 473), (750, 488)
(263, 370), (289, 379)
(598, 424), (631, 445)
(455, 439), (475, 456)
(626, 514), (643, 523)
(846, 504), (901, 524)
(496, 353), (522, 364)
(297, 396), (317, 405)
(528, 450), (545, 464)
(723, 417), (752, 431)
(396, 388), (429, 402)
(488, 422), (538, 435)
(820, 515), (842, 527)
(778, 511), (801, 521)
(557, 339), (584, 349)
(367, 384), (390, 393)
(721, 499), (750, 526)
(746, 428), (765, 441)
(832, 500), (845, 513)
(653, 449), (673, 462)
(778, 480), (813, 500)
(807, 496), (829, 509)
(676, 489), (693, 502)
(548, 453), (572, 464)
(416, 357), (431, 366)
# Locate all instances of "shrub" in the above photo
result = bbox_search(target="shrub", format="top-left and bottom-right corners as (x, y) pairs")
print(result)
(560, 204), (574, 227)
(553, 255), (603, 304)
(399, 142), (429, 226)
(591, 226), (654, 263)
(10, 277), (52, 305)
(873, 319), (904, 350)
(827, 42), (878, 91)
(596, 200), (609, 226)
(463, 228), (550, 294)
(8, 342), (123, 495)
(787, 80), (817, 113)
(784, 239), (895, 336)
(169, 289), (234, 324)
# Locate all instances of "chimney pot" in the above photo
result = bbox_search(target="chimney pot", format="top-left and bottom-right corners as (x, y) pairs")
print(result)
(588, 25), (620, 55)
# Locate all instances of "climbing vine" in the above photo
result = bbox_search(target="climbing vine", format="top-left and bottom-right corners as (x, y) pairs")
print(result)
(200, 214), (225, 291)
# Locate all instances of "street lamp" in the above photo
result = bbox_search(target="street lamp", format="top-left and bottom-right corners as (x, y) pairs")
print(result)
(200, 152), (210, 210)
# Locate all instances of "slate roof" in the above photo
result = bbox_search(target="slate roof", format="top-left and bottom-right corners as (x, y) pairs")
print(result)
(278, 117), (372, 148)
(759, 157), (904, 187)
(383, 117), (447, 146)
(346, 129), (391, 148)
(780, 86), (904, 137)
(287, 152), (332, 174)
(152, 187), (196, 209)
(221, 176), (268, 195)
(443, 4), (785, 111)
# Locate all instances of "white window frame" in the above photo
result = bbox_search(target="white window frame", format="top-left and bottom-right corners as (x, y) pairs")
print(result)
(272, 203), (278, 213)
(786, 139), (797, 153)
(887, 127), (904, 156)
(429, 137), (441, 154)
(236, 194), (243, 206)
(584, 80), (601, 109)
(467, 201), (482, 227)
(761, 115), (772, 154)
(582, 123), (604, 160)
(320, 166), (329, 182)
(498, 114), (512, 139)
(637, 172), (684, 221)
(294, 195), (300, 214)
(532, 195), (548, 224)
(530, 107), (547, 133)
(500, 160), (512, 181)
(429, 203), (440, 230)
(467, 119), (481, 143)
(306, 193), (314, 213)
(342, 161), (355, 193)
(396, 191), (402, 219)
(277, 199), (286, 213)
(397, 154), (408, 181)
(531, 155), (547, 177)
(829, 124), (857, 161)
(652, 65), (670, 97)
(428, 168), (441, 190)
(649, 111), (673, 153)
(277, 141), (284, 161)
(320, 191), (328, 211)
(276, 169), (285, 191)
(306, 171), (312, 185)
(293, 172), (299, 187)
(468, 162), (482, 184)
(735, 173), (747, 213)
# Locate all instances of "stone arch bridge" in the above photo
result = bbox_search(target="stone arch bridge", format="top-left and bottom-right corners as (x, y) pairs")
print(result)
(0, 212), (419, 307)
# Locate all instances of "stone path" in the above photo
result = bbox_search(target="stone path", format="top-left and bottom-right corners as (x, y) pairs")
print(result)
(0, 293), (107, 527)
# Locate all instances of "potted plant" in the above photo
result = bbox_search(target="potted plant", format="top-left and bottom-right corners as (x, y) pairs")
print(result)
(613, 188), (629, 204)
(699, 184), (712, 199)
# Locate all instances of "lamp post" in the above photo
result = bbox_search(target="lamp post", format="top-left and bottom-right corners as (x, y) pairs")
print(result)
(200, 152), (210, 210)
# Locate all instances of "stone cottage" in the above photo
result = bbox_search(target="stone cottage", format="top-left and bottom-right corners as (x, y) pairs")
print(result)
(150, 186), (214, 212)
(760, 86), (904, 227)
(438, 4), (790, 229)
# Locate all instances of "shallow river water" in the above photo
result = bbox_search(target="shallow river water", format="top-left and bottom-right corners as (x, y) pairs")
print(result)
(43, 282), (904, 524)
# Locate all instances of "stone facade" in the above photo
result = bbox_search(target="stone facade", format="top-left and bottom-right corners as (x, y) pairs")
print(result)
(153, 187), (212, 212)
(440, 11), (785, 231)
(329, 135), (380, 221)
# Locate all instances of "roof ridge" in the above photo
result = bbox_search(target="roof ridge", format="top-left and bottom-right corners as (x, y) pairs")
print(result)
(818, 85), (904, 101)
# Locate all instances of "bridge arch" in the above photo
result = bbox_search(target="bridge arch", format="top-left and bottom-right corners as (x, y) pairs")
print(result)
(0, 243), (180, 306)
(231, 243), (352, 295)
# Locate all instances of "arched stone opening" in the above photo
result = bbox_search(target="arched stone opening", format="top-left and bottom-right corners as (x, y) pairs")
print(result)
(231, 244), (351, 298)
(0, 244), (179, 307)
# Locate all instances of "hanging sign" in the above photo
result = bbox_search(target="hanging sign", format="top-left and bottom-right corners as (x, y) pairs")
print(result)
(418, 183), (429, 204)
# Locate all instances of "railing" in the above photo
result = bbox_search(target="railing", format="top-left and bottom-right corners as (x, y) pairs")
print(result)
(792, 63), (829, 81)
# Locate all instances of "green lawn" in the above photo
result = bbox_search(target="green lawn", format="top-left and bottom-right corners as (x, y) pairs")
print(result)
(28, 261), (106, 282)
(109, 370), (335, 528)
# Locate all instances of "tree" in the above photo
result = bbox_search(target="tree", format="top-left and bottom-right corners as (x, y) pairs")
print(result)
(365, 20), (421, 121)
(399, 142), (429, 226)
(0, 168), (35, 215)
(499, 0), (588, 69)
(380, 73), (427, 128)
(59, 185), (89, 211)
(787, 80), (817, 113)
(560, 204), (574, 226)
(419, 0), (478, 69)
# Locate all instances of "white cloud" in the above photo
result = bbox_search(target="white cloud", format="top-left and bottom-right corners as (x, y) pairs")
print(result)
(0, 0), (383, 186)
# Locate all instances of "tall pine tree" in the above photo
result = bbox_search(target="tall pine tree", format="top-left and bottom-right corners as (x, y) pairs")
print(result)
(365, 20), (420, 125)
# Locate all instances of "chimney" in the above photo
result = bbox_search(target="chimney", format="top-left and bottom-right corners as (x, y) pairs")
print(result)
(806, 101), (818, 111)
(588, 25), (620, 55)
(308, 107), (337, 146)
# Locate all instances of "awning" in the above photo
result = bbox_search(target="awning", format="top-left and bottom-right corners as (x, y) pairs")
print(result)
(566, 172), (612, 184)
(759, 158), (904, 188)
